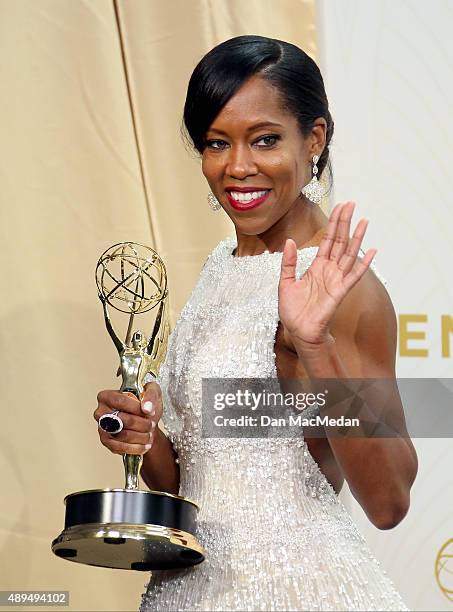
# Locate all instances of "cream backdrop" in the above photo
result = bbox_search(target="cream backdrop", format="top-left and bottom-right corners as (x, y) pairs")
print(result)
(0, 1), (318, 611)
(317, 1), (453, 610)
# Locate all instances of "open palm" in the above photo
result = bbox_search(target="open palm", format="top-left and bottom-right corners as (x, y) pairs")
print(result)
(278, 202), (377, 346)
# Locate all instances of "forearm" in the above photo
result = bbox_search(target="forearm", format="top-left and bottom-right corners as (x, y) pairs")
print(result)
(140, 425), (180, 495)
(293, 336), (417, 527)
(325, 435), (415, 528)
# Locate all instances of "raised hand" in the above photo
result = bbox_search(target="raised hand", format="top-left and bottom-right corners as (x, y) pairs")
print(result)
(278, 202), (377, 347)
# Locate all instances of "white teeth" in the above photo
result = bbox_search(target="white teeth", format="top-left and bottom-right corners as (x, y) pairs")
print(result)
(229, 190), (268, 202)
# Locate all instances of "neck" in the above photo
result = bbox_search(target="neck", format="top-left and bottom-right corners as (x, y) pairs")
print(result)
(233, 197), (328, 257)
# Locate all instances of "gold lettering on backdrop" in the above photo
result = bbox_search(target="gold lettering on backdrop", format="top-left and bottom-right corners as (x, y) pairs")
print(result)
(399, 314), (428, 357)
(435, 538), (453, 602)
(398, 315), (453, 357)
(441, 315), (453, 358)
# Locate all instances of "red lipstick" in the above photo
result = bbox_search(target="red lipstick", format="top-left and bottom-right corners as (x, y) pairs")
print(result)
(225, 188), (271, 211)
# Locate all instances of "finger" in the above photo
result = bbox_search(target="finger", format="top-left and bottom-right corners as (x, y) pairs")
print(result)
(123, 391), (138, 400)
(98, 427), (152, 455)
(329, 202), (356, 262)
(338, 219), (369, 275)
(141, 381), (163, 417)
(96, 389), (141, 415)
(344, 248), (377, 288)
(359, 248), (377, 269)
(112, 428), (155, 446)
(100, 434), (152, 456)
(98, 424), (155, 446)
(95, 407), (154, 433)
(119, 412), (156, 433)
(316, 203), (346, 259)
(279, 238), (297, 288)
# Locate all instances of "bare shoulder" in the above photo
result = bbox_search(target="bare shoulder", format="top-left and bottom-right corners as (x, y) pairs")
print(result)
(330, 266), (398, 375)
(332, 266), (395, 330)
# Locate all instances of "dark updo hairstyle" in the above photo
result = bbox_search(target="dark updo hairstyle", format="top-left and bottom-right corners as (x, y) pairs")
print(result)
(183, 34), (334, 182)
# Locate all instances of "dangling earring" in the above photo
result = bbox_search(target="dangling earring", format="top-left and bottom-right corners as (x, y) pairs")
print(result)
(301, 155), (323, 205)
(207, 192), (221, 211)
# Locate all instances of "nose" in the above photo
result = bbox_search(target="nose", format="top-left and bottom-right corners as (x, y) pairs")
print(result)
(225, 143), (258, 179)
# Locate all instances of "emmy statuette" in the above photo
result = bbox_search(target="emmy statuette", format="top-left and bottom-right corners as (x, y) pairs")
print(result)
(52, 242), (205, 570)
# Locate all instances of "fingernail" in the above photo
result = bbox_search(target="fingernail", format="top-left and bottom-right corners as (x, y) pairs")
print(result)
(145, 443), (152, 450)
(151, 421), (156, 429)
(143, 401), (153, 413)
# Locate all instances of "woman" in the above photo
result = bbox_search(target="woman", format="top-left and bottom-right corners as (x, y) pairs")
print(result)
(94, 36), (417, 611)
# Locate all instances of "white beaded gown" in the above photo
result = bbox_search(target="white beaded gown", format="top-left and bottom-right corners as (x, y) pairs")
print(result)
(139, 237), (409, 612)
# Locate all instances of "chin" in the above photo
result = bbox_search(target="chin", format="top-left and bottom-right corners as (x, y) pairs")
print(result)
(231, 220), (271, 235)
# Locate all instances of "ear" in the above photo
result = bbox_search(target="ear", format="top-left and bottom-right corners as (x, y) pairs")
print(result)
(310, 118), (327, 157)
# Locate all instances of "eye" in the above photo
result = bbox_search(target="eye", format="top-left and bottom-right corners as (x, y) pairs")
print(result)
(255, 134), (280, 148)
(205, 139), (228, 150)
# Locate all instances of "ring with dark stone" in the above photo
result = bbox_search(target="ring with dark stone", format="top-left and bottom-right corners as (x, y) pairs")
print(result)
(98, 410), (123, 435)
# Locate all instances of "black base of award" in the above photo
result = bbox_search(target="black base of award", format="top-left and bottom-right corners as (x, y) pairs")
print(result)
(51, 488), (205, 571)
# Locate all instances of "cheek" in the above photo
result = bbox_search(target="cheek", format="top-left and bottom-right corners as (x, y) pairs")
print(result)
(201, 154), (209, 178)
(263, 153), (299, 187)
(202, 154), (222, 181)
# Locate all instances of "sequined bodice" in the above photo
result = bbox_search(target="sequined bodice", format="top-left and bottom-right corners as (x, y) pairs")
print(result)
(140, 237), (408, 612)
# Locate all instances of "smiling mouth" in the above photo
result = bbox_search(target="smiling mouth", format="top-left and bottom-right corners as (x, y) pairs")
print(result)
(226, 189), (271, 211)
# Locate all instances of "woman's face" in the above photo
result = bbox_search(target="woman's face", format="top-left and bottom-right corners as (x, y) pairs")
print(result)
(202, 75), (326, 235)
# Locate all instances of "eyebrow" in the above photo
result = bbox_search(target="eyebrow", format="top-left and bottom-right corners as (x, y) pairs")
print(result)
(207, 121), (284, 135)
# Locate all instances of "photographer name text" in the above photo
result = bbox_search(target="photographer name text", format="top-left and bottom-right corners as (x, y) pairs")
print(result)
(213, 414), (359, 428)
